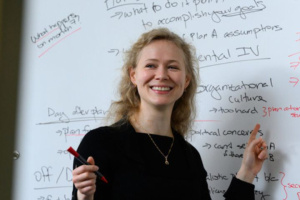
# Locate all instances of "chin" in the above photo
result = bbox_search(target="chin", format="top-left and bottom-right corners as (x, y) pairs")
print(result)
(151, 100), (175, 108)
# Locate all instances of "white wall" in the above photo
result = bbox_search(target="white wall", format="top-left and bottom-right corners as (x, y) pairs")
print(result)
(14, 0), (300, 199)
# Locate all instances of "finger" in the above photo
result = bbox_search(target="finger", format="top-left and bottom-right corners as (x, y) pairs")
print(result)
(75, 175), (97, 189)
(72, 164), (99, 176)
(79, 185), (96, 196)
(73, 170), (97, 185)
(258, 141), (268, 160)
(87, 156), (95, 165)
(248, 136), (263, 152)
(249, 124), (261, 142)
(259, 140), (267, 149)
(76, 179), (97, 196)
(258, 148), (268, 160)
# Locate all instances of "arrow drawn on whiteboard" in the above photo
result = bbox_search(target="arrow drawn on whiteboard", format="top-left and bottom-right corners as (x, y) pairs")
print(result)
(289, 77), (299, 87)
(290, 60), (300, 70)
(203, 143), (212, 149)
(108, 49), (120, 56)
(209, 108), (218, 113)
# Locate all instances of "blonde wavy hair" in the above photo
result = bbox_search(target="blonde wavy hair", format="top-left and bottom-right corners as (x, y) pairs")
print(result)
(108, 27), (199, 136)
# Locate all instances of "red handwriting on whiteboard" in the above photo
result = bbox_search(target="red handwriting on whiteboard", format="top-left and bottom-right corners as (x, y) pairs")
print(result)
(280, 172), (300, 200)
(287, 32), (300, 87)
(288, 52), (300, 70)
(289, 77), (299, 87)
(262, 105), (300, 118)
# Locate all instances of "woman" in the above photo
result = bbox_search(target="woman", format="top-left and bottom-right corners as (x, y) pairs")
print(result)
(72, 28), (268, 200)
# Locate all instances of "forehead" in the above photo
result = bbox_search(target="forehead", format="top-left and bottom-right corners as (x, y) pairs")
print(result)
(137, 40), (185, 63)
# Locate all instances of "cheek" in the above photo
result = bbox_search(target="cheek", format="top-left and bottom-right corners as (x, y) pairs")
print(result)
(136, 71), (152, 84)
(176, 75), (189, 87)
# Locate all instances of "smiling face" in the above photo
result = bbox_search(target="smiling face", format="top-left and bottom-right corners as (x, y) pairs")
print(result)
(130, 40), (190, 111)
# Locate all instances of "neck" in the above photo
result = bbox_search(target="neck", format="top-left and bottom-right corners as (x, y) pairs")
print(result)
(130, 104), (173, 137)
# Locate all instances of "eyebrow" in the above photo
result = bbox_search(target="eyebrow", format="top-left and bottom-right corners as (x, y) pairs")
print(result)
(145, 59), (180, 63)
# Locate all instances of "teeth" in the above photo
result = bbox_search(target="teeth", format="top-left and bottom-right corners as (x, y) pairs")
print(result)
(152, 86), (171, 91)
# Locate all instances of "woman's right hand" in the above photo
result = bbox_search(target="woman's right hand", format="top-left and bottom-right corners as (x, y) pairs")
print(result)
(72, 156), (98, 200)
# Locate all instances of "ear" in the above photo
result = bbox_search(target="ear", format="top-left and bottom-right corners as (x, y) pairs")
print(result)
(184, 75), (191, 89)
(129, 67), (136, 85)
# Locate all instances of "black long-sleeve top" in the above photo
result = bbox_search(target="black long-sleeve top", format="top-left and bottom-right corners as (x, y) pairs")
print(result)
(72, 120), (255, 200)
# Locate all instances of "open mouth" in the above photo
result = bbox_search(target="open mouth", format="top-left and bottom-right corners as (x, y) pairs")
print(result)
(151, 86), (172, 91)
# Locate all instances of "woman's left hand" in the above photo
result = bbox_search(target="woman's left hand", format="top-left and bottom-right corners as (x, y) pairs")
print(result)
(236, 124), (268, 183)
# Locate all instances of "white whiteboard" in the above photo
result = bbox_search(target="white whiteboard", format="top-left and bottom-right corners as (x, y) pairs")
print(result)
(13, 0), (300, 199)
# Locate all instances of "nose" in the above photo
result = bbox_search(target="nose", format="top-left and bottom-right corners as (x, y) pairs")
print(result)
(155, 66), (169, 80)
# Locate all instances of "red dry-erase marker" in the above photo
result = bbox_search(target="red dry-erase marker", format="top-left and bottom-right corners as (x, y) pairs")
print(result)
(67, 146), (108, 183)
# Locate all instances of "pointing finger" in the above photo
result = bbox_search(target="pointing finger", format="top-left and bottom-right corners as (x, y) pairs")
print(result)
(249, 124), (260, 143)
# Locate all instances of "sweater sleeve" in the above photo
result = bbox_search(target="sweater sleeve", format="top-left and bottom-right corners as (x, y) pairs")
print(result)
(71, 127), (114, 200)
(223, 176), (255, 200)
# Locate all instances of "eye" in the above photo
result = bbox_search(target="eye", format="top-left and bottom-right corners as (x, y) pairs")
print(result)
(145, 64), (155, 68)
(168, 65), (179, 70)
